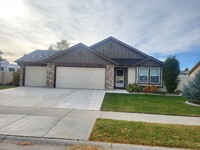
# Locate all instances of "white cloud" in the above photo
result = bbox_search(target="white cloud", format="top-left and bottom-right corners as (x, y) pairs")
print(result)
(0, 0), (199, 63)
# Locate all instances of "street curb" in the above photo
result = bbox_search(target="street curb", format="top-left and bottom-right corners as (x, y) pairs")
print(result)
(0, 135), (185, 150)
(1, 135), (111, 149)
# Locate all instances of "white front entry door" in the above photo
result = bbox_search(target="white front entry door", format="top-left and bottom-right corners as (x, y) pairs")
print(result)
(115, 69), (125, 88)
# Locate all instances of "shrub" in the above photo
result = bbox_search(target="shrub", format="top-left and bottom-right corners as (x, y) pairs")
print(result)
(173, 90), (181, 95)
(163, 56), (180, 93)
(13, 71), (20, 86)
(143, 86), (158, 93)
(143, 86), (149, 93)
(150, 85), (158, 93)
(183, 70), (200, 104)
(127, 83), (143, 93)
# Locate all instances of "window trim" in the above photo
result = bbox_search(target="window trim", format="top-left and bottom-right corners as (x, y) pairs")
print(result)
(138, 67), (149, 84)
(138, 67), (161, 85)
(150, 67), (161, 84)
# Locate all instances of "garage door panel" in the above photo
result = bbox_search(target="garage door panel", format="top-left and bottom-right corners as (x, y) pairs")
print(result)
(25, 66), (46, 87)
(56, 67), (105, 89)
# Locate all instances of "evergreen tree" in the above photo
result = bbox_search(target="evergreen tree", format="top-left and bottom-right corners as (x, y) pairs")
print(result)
(163, 56), (180, 93)
(183, 70), (200, 104)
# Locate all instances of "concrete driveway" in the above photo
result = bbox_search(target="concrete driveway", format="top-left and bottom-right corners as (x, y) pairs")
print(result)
(0, 87), (105, 110)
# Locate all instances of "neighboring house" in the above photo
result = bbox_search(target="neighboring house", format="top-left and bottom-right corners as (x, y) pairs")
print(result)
(0, 60), (20, 71)
(16, 37), (163, 90)
(180, 70), (188, 75)
(188, 61), (200, 78)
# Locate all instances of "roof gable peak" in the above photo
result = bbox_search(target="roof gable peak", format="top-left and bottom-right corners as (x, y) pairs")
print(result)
(90, 36), (150, 58)
(43, 42), (118, 65)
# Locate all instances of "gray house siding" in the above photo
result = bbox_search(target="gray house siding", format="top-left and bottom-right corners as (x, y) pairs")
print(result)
(48, 46), (114, 66)
(138, 60), (162, 67)
(92, 40), (146, 59)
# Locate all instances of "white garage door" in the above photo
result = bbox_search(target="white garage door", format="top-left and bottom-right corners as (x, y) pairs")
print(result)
(56, 67), (105, 89)
(25, 66), (46, 87)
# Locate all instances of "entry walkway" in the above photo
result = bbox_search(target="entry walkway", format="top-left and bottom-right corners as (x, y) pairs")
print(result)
(0, 106), (199, 142)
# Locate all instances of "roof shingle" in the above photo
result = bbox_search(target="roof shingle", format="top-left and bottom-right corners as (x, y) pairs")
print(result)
(15, 50), (59, 63)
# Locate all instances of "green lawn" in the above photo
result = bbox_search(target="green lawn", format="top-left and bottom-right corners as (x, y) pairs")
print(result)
(90, 119), (200, 149)
(0, 85), (14, 90)
(101, 93), (200, 117)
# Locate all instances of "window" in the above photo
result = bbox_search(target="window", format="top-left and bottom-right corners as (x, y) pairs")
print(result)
(8, 68), (14, 71)
(138, 67), (149, 83)
(117, 70), (124, 76)
(1, 67), (4, 71)
(138, 67), (161, 84)
(150, 68), (160, 84)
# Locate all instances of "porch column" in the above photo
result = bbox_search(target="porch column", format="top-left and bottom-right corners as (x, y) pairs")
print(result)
(19, 65), (24, 86)
(46, 63), (55, 88)
(105, 65), (114, 90)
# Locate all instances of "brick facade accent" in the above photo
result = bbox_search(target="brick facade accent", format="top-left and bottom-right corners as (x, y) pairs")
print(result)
(105, 65), (114, 90)
(46, 63), (55, 88)
(19, 65), (24, 86)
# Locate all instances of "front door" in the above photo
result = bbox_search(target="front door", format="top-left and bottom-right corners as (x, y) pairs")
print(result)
(115, 69), (125, 88)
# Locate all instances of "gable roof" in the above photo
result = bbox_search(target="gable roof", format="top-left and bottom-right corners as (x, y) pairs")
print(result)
(15, 50), (59, 63)
(15, 37), (163, 66)
(189, 61), (200, 75)
(90, 36), (150, 58)
(133, 57), (163, 66)
(43, 43), (118, 65)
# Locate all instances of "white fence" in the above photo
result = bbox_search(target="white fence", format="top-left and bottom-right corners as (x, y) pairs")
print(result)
(177, 75), (188, 91)
(0, 71), (13, 84)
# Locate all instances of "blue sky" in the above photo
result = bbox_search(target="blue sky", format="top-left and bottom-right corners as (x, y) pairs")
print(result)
(0, 0), (199, 70)
(153, 50), (200, 70)
(176, 50), (200, 70)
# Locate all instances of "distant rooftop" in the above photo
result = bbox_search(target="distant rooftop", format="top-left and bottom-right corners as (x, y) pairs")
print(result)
(180, 70), (188, 75)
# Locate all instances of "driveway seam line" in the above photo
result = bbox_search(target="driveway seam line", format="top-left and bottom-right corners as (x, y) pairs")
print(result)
(41, 109), (73, 137)
(0, 135), (7, 143)
(0, 108), (44, 130)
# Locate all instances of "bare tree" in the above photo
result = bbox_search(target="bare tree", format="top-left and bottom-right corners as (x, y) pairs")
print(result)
(56, 39), (69, 50)
(48, 40), (69, 51)
(48, 44), (55, 50)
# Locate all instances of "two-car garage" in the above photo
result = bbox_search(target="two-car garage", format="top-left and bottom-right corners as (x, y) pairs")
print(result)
(22, 43), (116, 90)
(24, 66), (106, 90)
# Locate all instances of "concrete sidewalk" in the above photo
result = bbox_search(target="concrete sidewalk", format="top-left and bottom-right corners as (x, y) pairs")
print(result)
(1, 105), (200, 127)
(0, 105), (199, 143)
(100, 111), (200, 126)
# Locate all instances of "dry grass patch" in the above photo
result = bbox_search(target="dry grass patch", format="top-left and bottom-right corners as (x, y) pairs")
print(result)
(70, 145), (108, 150)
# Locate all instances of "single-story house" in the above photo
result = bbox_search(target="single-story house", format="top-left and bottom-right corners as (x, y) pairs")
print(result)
(188, 61), (200, 78)
(16, 37), (163, 90)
